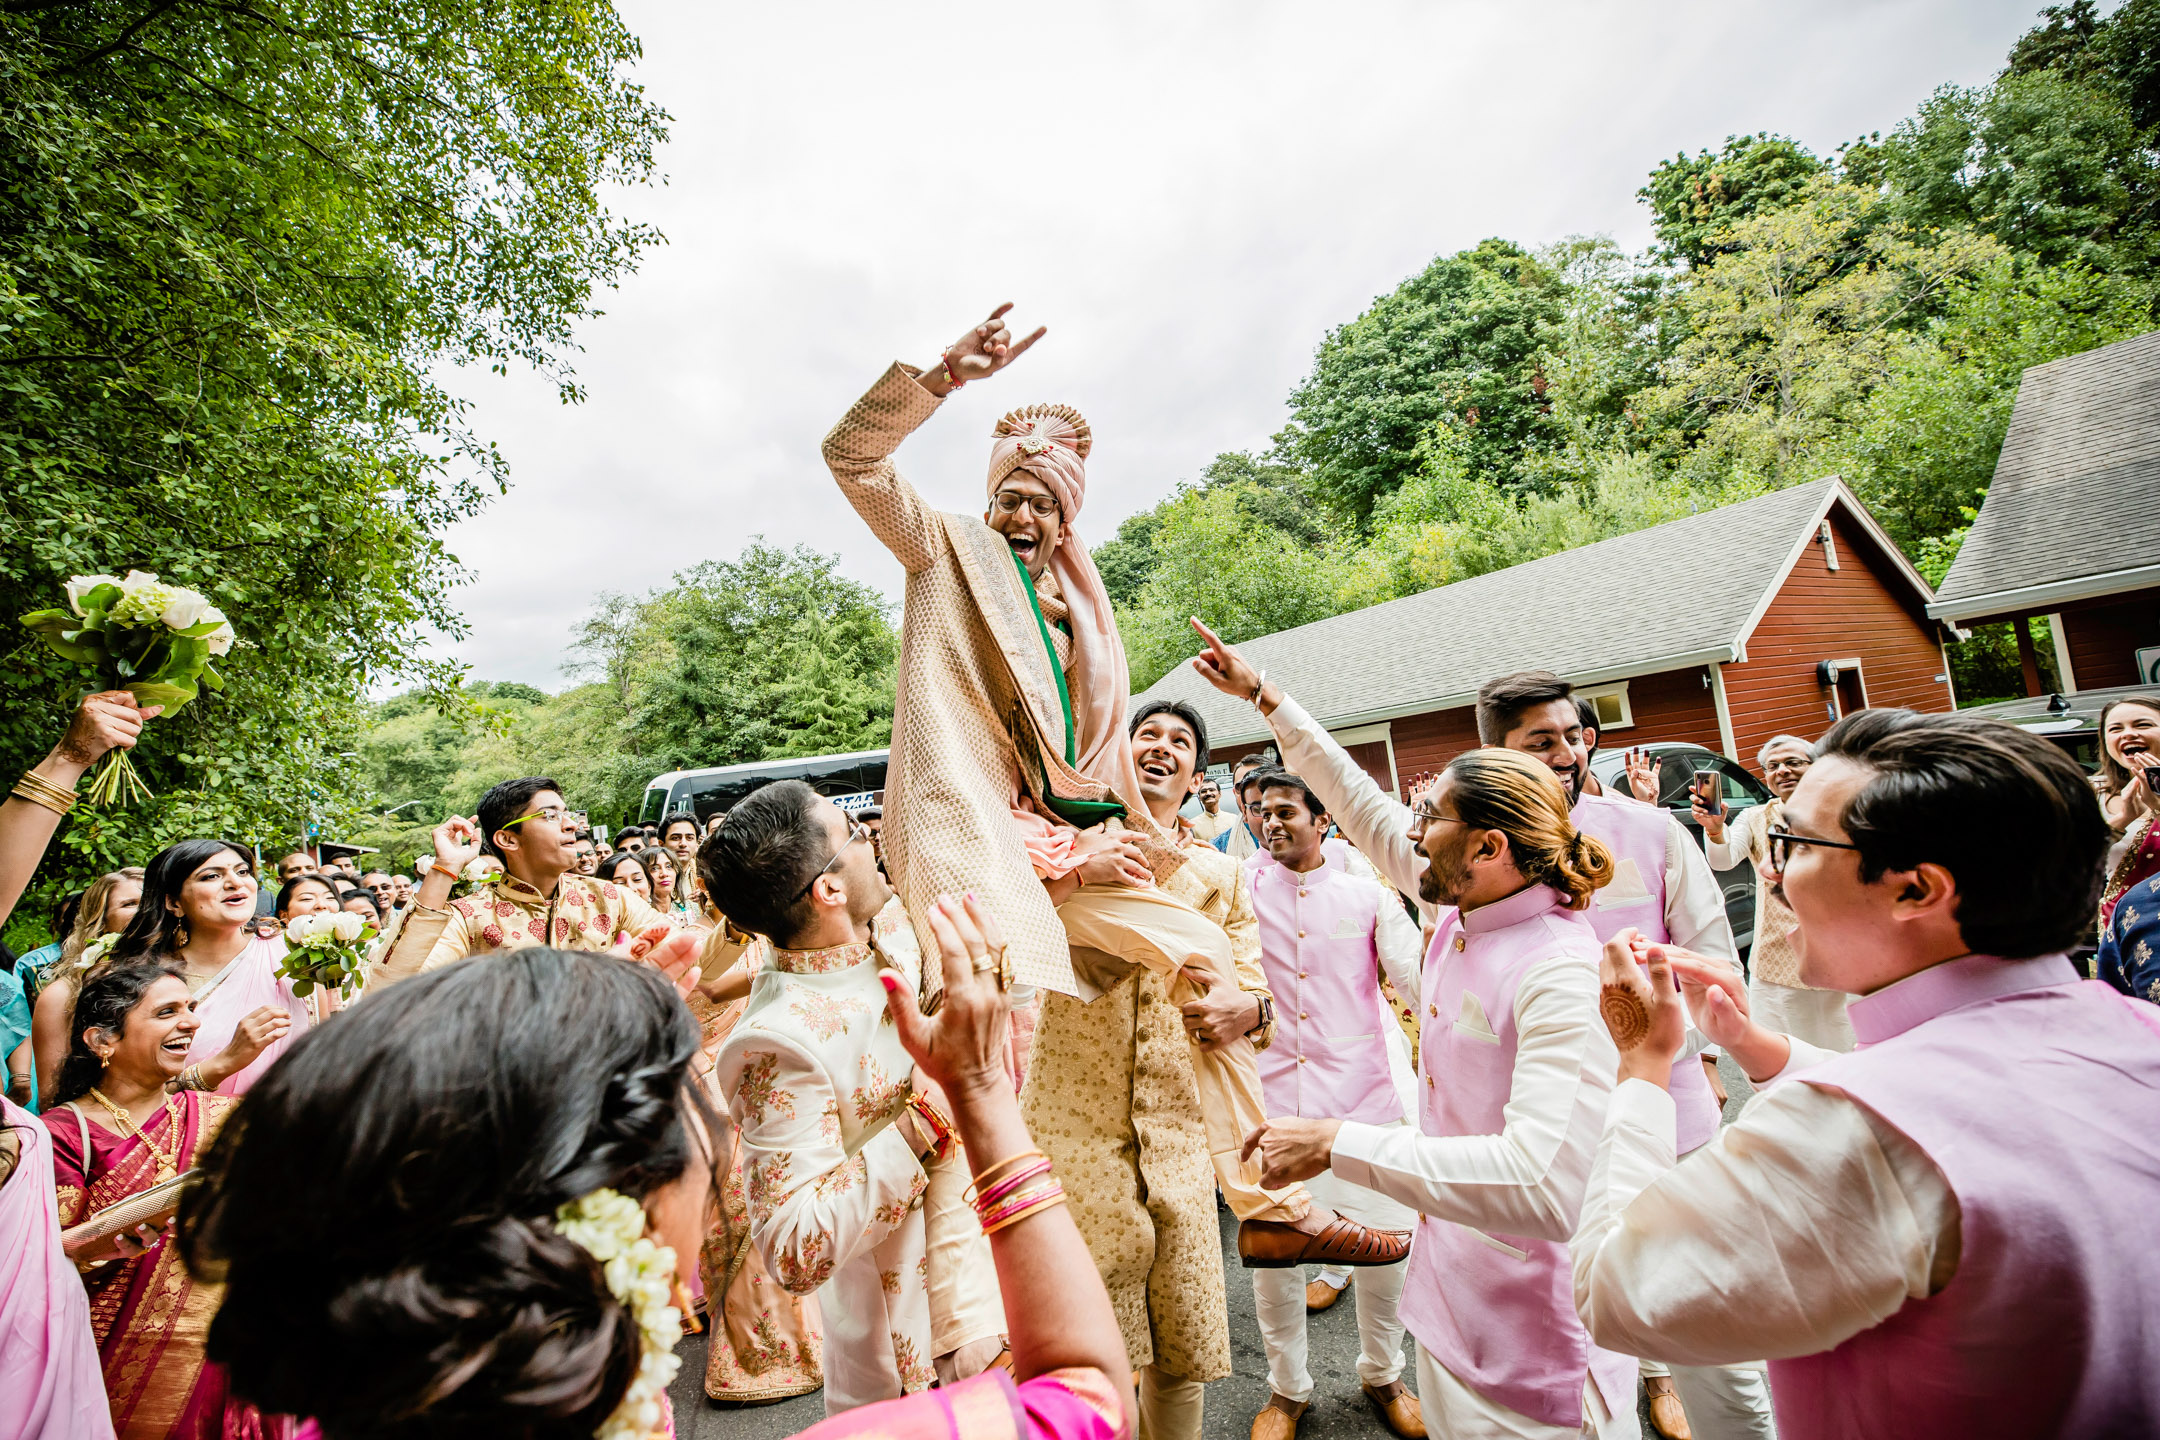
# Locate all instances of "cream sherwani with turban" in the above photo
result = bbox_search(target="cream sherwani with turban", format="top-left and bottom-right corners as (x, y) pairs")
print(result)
(821, 363), (1303, 1231)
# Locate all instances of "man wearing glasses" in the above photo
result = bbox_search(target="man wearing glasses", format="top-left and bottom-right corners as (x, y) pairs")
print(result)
(821, 305), (1410, 1318)
(1578, 708), (2160, 1438)
(367, 775), (706, 987)
(1698, 735), (1853, 1052)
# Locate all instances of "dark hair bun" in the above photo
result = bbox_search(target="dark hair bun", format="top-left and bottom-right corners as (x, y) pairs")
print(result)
(179, 949), (701, 1438)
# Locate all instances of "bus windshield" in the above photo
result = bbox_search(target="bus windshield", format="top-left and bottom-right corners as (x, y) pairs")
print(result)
(638, 749), (890, 827)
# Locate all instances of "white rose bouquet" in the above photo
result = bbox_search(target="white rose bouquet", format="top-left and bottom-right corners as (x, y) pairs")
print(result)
(18, 571), (235, 806)
(277, 911), (376, 998)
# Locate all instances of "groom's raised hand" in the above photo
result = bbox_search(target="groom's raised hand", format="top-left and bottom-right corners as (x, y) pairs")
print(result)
(923, 303), (1046, 395)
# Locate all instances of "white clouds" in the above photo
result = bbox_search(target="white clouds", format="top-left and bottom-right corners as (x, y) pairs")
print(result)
(435, 0), (2036, 687)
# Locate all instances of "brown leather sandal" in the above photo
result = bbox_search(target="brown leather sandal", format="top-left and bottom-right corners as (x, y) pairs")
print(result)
(1237, 1216), (1411, 1269)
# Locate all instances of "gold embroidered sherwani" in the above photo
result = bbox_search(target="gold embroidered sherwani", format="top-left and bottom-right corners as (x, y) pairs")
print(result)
(822, 363), (1177, 997)
(366, 873), (668, 986)
(1021, 839), (1277, 1380)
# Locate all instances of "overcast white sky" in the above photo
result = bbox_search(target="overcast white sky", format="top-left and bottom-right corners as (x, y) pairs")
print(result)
(436, 0), (2044, 690)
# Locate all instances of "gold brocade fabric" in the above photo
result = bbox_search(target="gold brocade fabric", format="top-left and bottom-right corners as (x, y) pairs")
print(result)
(1019, 842), (1275, 1381)
(369, 872), (670, 985)
(821, 364), (1179, 997)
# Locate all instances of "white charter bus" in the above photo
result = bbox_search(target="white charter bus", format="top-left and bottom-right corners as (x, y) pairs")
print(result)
(636, 749), (889, 829)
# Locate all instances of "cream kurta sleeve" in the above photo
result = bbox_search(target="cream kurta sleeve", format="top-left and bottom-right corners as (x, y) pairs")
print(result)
(1373, 890), (1424, 1010)
(820, 363), (949, 574)
(1572, 1072), (1961, 1366)
(1330, 953), (1617, 1243)
(726, 1035), (929, 1296)
(1263, 695), (1431, 917)
(365, 904), (469, 987)
(1700, 803), (1766, 873)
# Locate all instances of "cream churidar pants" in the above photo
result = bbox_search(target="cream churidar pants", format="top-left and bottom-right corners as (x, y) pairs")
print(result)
(1055, 882), (1307, 1224)
(1252, 1159), (1413, 1402)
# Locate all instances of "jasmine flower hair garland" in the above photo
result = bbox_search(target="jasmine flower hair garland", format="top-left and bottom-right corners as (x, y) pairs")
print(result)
(551, 1188), (683, 1440)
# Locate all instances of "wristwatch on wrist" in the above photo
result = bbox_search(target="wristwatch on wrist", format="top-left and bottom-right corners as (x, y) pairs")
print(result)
(1246, 992), (1274, 1038)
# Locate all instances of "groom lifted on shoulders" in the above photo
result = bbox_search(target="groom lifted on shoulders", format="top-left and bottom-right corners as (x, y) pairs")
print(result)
(819, 304), (1408, 1277)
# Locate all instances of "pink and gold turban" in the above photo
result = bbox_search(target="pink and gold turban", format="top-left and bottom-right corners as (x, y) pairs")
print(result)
(986, 404), (1092, 520)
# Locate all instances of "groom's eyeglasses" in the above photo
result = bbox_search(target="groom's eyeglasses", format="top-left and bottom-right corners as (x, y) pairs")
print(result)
(992, 491), (1060, 519)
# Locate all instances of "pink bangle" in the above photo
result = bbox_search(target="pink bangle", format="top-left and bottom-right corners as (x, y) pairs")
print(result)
(980, 1181), (1066, 1236)
(974, 1157), (1054, 1212)
(977, 1175), (1062, 1227)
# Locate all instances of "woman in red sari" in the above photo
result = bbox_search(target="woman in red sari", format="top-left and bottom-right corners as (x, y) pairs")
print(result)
(182, 896), (1130, 1440)
(44, 959), (294, 1440)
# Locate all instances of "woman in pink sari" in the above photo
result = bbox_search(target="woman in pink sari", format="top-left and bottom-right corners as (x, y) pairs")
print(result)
(183, 896), (1131, 1440)
(44, 959), (294, 1440)
(100, 839), (309, 1095)
(2099, 696), (2160, 927)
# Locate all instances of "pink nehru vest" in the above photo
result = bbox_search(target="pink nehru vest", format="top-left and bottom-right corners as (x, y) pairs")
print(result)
(1571, 791), (1721, 1154)
(1249, 856), (1405, 1126)
(1397, 884), (1636, 1429)
(1769, 955), (2160, 1439)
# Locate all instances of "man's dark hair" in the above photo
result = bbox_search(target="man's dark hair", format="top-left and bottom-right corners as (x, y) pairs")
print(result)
(573, 830), (594, 844)
(698, 780), (829, 944)
(1476, 671), (1575, 746)
(1131, 698), (1211, 774)
(1257, 771), (1327, 819)
(858, 806), (883, 822)
(658, 811), (701, 844)
(1238, 764), (1289, 801)
(1815, 708), (2108, 958)
(1573, 697), (1602, 754)
(476, 777), (561, 860)
(1233, 751), (1273, 779)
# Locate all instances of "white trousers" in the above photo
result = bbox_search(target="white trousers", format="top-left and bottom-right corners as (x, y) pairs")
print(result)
(1253, 1159), (1412, 1402)
(1667, 1361), (1776, 1440)
(1415, 1342), (1640, 1440)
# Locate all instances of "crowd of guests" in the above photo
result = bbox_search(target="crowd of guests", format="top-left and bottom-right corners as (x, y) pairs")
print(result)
(2, 301), (2158, 1440)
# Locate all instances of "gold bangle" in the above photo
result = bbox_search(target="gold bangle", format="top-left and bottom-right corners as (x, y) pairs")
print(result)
(981, 1187), (1068, 1236)
(19, 767), (77, 802)
(11, 774), (74, 816)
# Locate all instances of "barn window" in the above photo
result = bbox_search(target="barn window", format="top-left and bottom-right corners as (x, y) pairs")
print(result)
(1578, 682), (1634, 730)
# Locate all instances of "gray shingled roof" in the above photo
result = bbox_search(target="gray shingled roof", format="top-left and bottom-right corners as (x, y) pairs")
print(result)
(1929, 329), (2160, 622)
(1137, 477), (1886, 749)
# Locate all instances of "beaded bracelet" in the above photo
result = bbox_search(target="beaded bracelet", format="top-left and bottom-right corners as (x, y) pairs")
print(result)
(965, 1149), (1047, 1204)
(981, 1179), (1067, 1236)
(973, 1157), (1054, 1213)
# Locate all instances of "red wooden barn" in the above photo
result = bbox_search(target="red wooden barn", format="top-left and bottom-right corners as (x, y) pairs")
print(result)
(1926, 329), (2160, 693)
(1136, 476), (1956, 795)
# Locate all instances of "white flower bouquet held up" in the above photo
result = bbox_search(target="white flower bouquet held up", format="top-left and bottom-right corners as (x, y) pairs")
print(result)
(19, 571), (235, 806)
(277, 911), (376, 999)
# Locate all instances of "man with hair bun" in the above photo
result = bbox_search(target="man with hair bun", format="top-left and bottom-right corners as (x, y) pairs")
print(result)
(1577, 708), (2160, 1439)
(1192, 623), (1648, 1440)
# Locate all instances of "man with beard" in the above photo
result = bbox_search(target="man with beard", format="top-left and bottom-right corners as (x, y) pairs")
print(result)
(1194, 622), (1642, 1437)
(1243, 769), (1427, 1440)
(821, 304), (1406, 1299)
(1024, 697), (1295, 1440)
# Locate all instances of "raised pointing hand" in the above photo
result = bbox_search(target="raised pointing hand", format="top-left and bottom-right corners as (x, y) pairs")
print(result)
(940, 303), (1046, 386)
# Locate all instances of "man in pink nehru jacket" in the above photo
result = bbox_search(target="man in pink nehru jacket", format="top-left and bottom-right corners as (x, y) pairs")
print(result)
(1578, 707), (2160, 1439)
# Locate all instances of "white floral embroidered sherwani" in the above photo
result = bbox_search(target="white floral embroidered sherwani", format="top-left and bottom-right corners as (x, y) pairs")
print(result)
(712, 907), (999, 1416)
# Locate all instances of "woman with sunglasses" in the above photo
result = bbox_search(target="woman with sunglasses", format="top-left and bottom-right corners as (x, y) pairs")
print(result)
(1698, 734), (1854, 1052)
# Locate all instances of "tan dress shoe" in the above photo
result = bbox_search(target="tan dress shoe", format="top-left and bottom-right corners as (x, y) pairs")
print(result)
(1239, 1216), (1411, 1268)
(1645, 1374), (1693, 1440)
(1250, 1395), (1307, 1440)
(1362, 1381), (1426, 1440)
(1305, 1275), (1350, 1311)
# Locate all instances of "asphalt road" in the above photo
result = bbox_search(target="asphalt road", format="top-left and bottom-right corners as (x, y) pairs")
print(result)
(668, 1054), (1759, 1440)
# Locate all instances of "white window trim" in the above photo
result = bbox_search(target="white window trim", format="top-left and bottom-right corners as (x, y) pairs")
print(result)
(1326, 722), (1400, 795)
(1577, 681), (1635, 731)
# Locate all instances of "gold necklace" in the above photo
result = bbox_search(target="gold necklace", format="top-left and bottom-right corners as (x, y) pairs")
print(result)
(86, 1086), (183, 1181)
